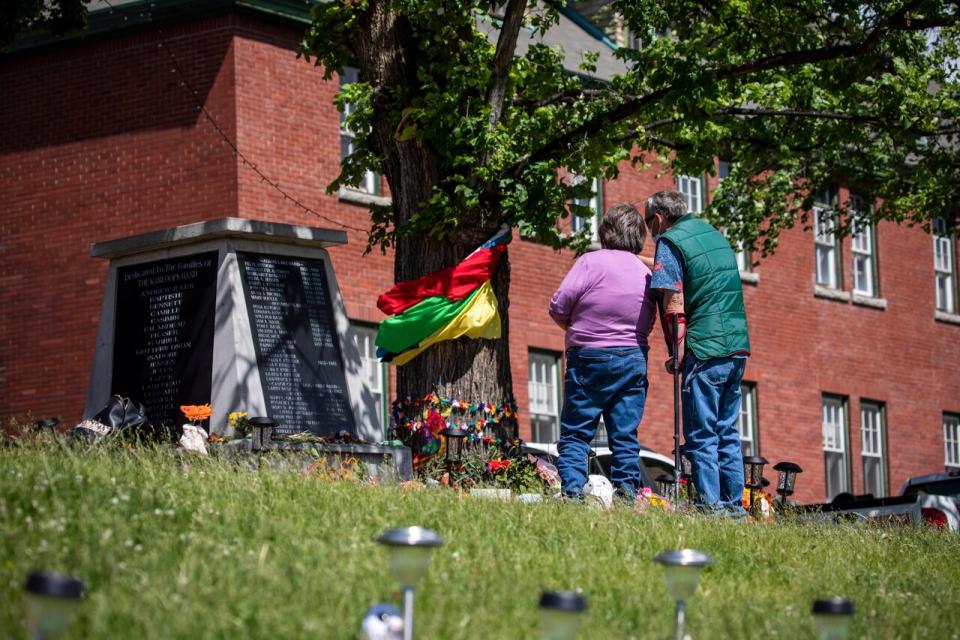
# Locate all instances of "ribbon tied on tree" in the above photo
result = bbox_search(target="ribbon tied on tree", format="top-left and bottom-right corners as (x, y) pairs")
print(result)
(375, 224), (510, 365)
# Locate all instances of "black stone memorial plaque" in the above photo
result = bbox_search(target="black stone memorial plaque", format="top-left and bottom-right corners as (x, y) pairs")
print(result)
(112, 252), (218, 429)
(237, 252), (354, 436)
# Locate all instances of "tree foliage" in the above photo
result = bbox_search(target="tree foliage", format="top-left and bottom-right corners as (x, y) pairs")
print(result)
(1, 0), (89, 51)
(301, 0), (960, 258)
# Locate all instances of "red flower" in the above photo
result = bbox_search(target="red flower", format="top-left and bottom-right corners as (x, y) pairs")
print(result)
(487, 458), (511, 473)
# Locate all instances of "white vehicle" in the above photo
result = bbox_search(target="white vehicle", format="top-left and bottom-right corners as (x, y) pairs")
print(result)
(523, 441), (676, 489)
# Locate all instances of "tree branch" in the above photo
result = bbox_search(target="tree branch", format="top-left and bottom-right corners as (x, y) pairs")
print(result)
(519, 88), (607, 110)
(485, 0), (528, 129)
(508, 0), (950, 176)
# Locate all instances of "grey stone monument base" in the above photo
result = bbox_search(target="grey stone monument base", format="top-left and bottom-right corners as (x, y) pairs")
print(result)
(211, 440), (413, 483)
(86, 218), (382, 441)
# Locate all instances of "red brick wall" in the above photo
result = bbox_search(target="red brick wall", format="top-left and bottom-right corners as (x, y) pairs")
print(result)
(0, 16), (239, 426)
(2, 12), (958, 504)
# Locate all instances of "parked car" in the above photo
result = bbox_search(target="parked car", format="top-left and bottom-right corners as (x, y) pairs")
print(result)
(522, 441), (676, 490)
(797, 470), (960, 531)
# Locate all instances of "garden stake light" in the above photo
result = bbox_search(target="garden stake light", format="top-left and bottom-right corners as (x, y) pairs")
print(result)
(773, 461), (803, 506)
(23, 570), (85, 640)
(655, 473), (676, 499)
(742, 455), (769, 510)
(440, 427), (468, 468)
(34, 418), (60, 443)
(655, 549), (712, 640)
(539, 591), (587, 640)
(811, 598), (854, 640)
(249, 416), (275, 452)
(376, 527), (444, 640)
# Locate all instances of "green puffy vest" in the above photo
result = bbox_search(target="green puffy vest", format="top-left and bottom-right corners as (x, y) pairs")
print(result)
(661, 214), (751, 359)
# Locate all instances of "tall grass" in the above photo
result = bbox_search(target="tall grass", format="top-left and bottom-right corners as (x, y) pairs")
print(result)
(1, 444), (957, 639)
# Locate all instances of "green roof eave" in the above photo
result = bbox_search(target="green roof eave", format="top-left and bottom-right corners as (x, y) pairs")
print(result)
(4, 0), (314, 57)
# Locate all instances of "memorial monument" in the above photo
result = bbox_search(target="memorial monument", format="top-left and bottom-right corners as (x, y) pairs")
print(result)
(84, 218), (382, 442)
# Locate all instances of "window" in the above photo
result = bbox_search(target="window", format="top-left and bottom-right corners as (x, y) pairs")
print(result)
(945, 413), (960, 471)
(529, 350), (561, 443)
(352, 322), (388, 437)
(860, 401), (887, 497)
(339, 67), (380, 195)
(933, 218), (957, 313)
(822, 395), (850, 500)
(676, 174), (704, 213)
(850, 195), (877, 297)
(737, 382), (758, 457)
(814, 188), (840, 289)
(717, 160), (750, 271)
(569, 175), (603, 244)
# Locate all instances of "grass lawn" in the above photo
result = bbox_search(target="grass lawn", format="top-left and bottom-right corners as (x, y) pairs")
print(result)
(1, 444), (958, 639)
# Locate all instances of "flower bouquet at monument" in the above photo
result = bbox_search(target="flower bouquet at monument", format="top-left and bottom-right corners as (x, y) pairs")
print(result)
(179, 404), (213, 454)
(635, 486), (672, 511)
(742, 486), (775, 520)
(227, 411), (251, 438)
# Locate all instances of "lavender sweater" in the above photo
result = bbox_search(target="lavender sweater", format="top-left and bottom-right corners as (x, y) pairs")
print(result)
(548, 249), (655, 348)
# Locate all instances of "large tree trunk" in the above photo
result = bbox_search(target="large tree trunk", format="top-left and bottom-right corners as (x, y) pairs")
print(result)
(353, 2), (515, 406)
(393, 229), (513, 405)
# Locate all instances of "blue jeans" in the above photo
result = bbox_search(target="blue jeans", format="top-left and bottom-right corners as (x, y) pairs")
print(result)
(682, 355), (747, 515)
(557, 346), (649, 501)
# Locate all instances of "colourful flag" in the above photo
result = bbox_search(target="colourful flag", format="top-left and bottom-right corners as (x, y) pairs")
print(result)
(389, 281), (500, 366)
(376, 224), (510, 365)
(377, 244), (506, 315)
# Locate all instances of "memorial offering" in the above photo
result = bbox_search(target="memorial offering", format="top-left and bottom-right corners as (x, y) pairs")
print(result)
(237, 252), (354, 436)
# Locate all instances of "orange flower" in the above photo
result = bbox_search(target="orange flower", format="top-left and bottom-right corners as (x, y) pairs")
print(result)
(180, 404), (213, 423)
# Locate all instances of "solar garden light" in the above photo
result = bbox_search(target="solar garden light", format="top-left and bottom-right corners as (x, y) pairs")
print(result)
(811, 598), (855, 640)
(773, 461), (803, 506)
(539, 590), (587, 640)
(742, 456), (769, 510)
(655, 473), (676, 498)
(654, 550), (713, 640)
(376, 527), (444, 640)
(34, 418), (61, 443)
(23, 570), (85, 640)
(440, 427), (468, 467)
(248, 416), (275, 452)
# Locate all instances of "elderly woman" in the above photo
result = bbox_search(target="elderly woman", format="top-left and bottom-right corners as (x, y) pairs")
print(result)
(548, 203), (655, 503)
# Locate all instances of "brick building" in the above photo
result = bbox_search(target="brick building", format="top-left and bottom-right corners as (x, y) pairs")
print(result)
(2, 1), (958, 503)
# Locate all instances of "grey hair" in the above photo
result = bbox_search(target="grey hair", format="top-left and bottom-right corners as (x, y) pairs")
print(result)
(644, 190), (688, 223)
(599, 202), (646, 253)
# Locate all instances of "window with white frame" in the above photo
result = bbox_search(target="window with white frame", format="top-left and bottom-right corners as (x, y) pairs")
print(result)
(737, 382), (758, 458)
(850, 195), (877, 297)
(814, 189), (840, 289)
(529, 350), (561, 443)
(340, 67), (380, 195)
(933, 218), (957, 313)
(352, 322), (388, 436)
(569, 175), (602, 244)
(718, 160), (750, 271)
(860, 401), (886, 497)
(822, 395), (850, 500)
(945, 413), (960, 471)
(676, 174), (704, 213)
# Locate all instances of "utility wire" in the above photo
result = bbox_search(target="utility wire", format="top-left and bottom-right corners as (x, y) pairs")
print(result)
(101, 0), (372, 234)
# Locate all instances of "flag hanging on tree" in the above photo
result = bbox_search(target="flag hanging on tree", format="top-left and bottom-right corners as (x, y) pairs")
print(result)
(375, 224), (510, 365)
